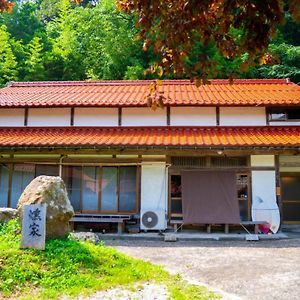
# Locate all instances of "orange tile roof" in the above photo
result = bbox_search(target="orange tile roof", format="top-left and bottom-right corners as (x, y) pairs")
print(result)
(0, 126), (299, 148)
(0, 79), (299, 108)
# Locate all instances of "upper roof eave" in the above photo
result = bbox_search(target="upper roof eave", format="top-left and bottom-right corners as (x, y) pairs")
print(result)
(0, 79), (299, 108)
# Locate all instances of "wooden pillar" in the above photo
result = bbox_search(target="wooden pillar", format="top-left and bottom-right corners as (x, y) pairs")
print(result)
(275, 155), (283, 230)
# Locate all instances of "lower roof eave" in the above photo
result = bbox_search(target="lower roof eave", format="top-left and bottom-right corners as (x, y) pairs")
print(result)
(0, 144), (300, 153)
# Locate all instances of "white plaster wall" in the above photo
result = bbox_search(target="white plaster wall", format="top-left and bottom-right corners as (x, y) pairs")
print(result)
(140, 163), (167, 230)
(122, 108), (166, 126)
(269, 121), (300, 126)
(28, 108), (71, 126)
(142, 155), (166, 160)
(116, 155), (139, 158)
(0, 109), (25, 126)
(280, 167), (300, 172)
(279, 155), (300, 171)
(252, 171), (277, 209)
(251, 170), (280, 232)
(74, 108), (118, 126)
(170, 107), (216, 126)
(251, 155), (275, 167)
(220, 107), (266, 126)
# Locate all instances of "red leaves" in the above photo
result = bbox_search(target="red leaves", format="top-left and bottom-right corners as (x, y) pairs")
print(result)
(0, 0), (14, 13)
(288, 0), (300, 23)
(116, 0), (298, 80)
(144, 80), (168, 110)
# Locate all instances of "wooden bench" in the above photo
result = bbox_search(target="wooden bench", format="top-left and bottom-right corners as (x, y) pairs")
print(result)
(70, 214), (132, 234)
(221, 221), (269, 234)
(170, 219), (269, 234)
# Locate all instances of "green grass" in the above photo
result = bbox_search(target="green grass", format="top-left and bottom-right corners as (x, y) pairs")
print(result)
(0, 220), (219, 299)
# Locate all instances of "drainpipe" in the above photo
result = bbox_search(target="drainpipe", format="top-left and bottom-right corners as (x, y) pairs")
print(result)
(165, 163), (171, 225)
(59, 155), (67, 177)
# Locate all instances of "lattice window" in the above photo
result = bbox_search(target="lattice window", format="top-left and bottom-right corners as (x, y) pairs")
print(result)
(171, 157), (206, 167)
(211, 157), (248, 167)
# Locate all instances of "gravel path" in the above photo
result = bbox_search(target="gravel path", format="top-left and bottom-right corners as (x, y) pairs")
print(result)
(105, 236), (300, 300)
(73, 283), (170, 300)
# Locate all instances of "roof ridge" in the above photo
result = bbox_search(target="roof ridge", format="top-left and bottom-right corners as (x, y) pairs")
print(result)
(7, 78), (291, 88)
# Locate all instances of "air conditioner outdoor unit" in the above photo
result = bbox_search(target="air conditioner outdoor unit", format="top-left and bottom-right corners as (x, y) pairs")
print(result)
(140, 210), (166, 231)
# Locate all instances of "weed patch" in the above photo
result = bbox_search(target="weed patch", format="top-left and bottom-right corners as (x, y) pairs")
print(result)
(0, 220), (218, 299)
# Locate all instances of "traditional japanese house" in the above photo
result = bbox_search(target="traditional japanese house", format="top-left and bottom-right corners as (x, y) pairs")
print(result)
(0, 79), (300, 233)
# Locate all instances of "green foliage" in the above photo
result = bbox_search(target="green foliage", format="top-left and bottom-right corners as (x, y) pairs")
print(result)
(24, 37), (46, 81)
(255, 44), (300, 83)
(0, 2), (44, 43)
(0, 0), (299, 84)
(0, 220), (218, 300)
(0, 24), (18, 85)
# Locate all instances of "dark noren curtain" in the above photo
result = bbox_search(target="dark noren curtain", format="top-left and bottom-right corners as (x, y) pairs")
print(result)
(182, 171), (240, 224)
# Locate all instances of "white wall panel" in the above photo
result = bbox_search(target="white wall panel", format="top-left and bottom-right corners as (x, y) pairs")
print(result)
(220, 107), (266, 126)
(269, 121), (300, 126)
(251, 155), (275, 167)
(74, 108), (118, 126)
(170, 107), (216, 126)
(122, 107), (166, 126)
(140, 163), (167, 212)
(28, 108), (71, 126)
(251, 170), (280, 233)
(0, 109), (24, 126)
(279, 155), (300, 172)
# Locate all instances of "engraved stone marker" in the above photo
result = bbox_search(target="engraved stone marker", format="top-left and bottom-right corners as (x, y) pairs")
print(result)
(21, 204), (47, 250)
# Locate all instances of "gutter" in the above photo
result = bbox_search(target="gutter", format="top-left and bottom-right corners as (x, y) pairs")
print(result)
(59, 155), (67, 177)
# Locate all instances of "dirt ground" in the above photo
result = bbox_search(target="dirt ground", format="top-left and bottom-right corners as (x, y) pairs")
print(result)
(105, 234), (300, 300)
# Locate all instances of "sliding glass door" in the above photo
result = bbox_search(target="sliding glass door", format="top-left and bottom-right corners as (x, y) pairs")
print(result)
(101, 167), (118, 211)
(119, 167), (137, 212)
(63, 166), (138, 214)
(11, 164), (35, 208)
(82, 167), (99, 211)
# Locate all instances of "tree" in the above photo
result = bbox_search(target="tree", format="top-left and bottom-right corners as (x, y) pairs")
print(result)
(0, 2), (44, 44)
(24, 36), (46, 81)
(117, 0), (300, 82)
(45, 0), (148, 80)
(0, 24), (18, 85)
(256, 44), (300, 83)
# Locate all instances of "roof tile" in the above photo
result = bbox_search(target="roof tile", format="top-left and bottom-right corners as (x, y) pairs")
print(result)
(0, 126), (299, 148)
(0, 79), (299, 108)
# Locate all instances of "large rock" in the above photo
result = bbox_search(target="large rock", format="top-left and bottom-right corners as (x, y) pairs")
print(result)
(0, 208), (18, 223)
(17, 176), (74, 239)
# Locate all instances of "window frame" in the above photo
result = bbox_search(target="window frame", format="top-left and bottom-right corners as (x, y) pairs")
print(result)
(63, 165), (140, 215)
(268, 107), (300, 122)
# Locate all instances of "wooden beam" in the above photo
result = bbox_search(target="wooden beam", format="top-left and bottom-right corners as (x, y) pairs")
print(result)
(24, 108), (28, 126)
(167, 107), (170, 125)
(216, 107), (220, 126)
(70, 107), (75, 126)
(118, 107), (122, 126)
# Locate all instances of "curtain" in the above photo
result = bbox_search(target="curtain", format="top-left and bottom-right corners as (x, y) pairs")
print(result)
(182, 171), (240, 224)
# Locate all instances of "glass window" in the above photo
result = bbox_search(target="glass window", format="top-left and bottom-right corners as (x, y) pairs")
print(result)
(170, 175), (182, 215)
(11, 164), (35, 208)
(119, 167), (136, 212)
(0, 164), (9, 207)
(239, 200), (249, 221)
(236, 174), (249, 221)
(62, 165), (138, 213)
(270, 108), (300, 121)
(101, 167), (118, 211)
(63, 166), (81, 211)
(82, 167), (99, 211)
(36, 164), (59, 177)
(270, 111), (287, 121)
(287, 109), (300, 120)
